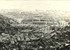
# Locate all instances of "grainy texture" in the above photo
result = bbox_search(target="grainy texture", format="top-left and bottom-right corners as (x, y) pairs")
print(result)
(0, 10), (70, 50)
(0, 1), (70, 50)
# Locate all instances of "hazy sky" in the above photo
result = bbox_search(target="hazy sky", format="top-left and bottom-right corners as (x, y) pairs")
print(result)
(0, 1), (70, 11)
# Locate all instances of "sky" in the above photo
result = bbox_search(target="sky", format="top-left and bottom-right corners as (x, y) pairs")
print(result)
(0, 1), (70, 11)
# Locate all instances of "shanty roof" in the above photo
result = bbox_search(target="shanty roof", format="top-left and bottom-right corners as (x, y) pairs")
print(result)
(34, 26), (53, 33)
(21, 29), (32, 33)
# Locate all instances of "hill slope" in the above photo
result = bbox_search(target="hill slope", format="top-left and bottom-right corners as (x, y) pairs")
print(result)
(0, 14), (18, 34)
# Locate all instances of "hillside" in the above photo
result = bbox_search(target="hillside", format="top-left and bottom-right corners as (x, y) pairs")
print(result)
(0, 14), (18, 34)
(0, 10), (70, 50)
(1, 10), (69, 26)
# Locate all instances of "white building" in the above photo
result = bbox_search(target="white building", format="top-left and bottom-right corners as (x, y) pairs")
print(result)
(59, 20), (68, 27)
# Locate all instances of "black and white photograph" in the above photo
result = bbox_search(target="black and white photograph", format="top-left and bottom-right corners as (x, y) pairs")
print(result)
(0, 0), (70, 50)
